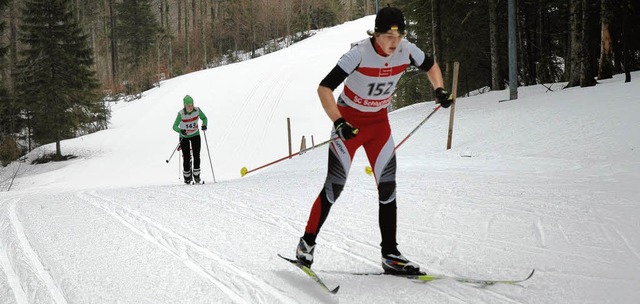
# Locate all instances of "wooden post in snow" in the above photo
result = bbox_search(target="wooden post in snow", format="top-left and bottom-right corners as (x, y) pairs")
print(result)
(287, 118), (292, 158)
(447, 62), (460, 150)
(300, 136), (307, 153)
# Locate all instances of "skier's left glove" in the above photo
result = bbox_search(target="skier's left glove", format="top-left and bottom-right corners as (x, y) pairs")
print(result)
(334, 118), (359, 141)
(435, 88), (453, 108)
(201, 125), (207, 131)
(180, 129), (187, 135)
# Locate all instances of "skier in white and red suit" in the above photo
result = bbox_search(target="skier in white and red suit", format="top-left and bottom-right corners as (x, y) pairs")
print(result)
(295, 6), (453, 275)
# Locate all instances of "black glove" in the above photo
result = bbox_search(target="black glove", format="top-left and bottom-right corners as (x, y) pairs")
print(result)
(201, 125), (207, 131)
(334, 118), (359, 140)
(435, 88), (453, 108)
(180, 129), (187, 135)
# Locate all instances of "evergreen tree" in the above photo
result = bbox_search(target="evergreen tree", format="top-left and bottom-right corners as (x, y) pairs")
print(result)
(0, 0), (7, 60)
(15, 0), (108, 159)
(1, 0), (13, 139)
(390, 0), (435, 108)
(115, 0), (160, 93)
(396, 0), (492, 101)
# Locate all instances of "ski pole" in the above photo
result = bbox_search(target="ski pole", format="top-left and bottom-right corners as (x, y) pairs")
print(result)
(7, 159), (23, 192)
(202, 130), (217, 183)
(166, 142), (181, 163)
(241, 136), (339, 177)
(396, 62), (458, 151)
(365, 63), (459, 176)
(362, 105), (442, 177)
(394, 104), (442, 151)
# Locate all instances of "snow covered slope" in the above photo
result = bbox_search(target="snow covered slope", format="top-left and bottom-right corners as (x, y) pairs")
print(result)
(1, 15), (639, 304)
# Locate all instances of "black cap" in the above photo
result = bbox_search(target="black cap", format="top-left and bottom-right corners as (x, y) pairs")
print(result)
(374, 6), (406, 34)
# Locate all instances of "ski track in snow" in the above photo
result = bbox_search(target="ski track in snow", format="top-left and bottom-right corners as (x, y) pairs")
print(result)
(334, 202), (563, 269)
(173, 182), (542, 304)
(612, 227), (640, 262)
(77, 191), (297, 304)
(160, 188), (300, 235)
(422, 194), (626, 268)
(157, 152), (638, 303)
(0, 198), (67, 304)
(158, 185), (508, 302)
(429, 282), (526, 304)
(0, 269), (19, 304)
(211, 186), (391, 270)
(535, 217), (547, 248)
(0, 199), (26, 304)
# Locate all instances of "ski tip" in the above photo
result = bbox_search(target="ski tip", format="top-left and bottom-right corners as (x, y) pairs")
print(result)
(524, 269), (535, 281)
(499, 268), (535, 285)
(494, 268), (536, 285)
(329, 286), (340, 294)
(240, 167), (248, 177)
(277, 253), (299, 264)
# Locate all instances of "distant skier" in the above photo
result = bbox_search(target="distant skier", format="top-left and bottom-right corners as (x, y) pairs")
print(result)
(173, 95), (208, 184)
(294, 6), (453, 274)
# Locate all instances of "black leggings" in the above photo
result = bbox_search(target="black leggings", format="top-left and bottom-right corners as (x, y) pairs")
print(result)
(180, 135), (201, 172)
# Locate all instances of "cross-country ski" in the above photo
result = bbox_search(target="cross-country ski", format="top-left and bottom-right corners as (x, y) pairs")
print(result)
(278, 254), (340, 294)
(340, 269), (535, 285)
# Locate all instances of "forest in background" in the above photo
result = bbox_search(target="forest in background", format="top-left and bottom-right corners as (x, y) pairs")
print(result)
(393, 0), (639, 109)
(0, 0), (639, 164)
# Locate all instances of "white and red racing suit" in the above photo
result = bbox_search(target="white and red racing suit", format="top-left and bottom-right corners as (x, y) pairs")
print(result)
(302, 37), (435, 254)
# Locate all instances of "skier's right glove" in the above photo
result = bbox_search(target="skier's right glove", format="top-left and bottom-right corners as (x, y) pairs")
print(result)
(334, 118), (359, 141)
(180, 129), (187, 135)
(435, 87), (453, 108)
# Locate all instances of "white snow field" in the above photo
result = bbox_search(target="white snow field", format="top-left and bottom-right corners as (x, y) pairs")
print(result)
(1, 15), (639, 304)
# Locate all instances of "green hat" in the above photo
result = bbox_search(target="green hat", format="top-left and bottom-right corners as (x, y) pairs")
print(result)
(183, 95), (194, 106)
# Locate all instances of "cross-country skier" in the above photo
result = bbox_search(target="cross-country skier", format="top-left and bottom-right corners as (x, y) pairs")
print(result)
(173, 95), (208, 184)
(295, 6), (453, 274)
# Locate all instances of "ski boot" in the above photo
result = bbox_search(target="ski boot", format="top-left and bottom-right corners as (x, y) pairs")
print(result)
(381, 250), (422, 275)
(193, 168), (201, 184)
(296, 237), (315, 268)
(183, 170), (192, 184)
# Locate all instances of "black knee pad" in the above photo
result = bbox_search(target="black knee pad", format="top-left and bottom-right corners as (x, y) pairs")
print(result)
(323, 182), (345, 203)
(378, 181), (396, 203)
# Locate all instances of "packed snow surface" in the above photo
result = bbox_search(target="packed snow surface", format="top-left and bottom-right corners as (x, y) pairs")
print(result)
(1, 15), (639, 303)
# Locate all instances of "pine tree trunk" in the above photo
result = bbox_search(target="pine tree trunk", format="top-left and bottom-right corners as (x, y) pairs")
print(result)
(194, 0), (199, 67)
(161, 0), (173, 78)
(598, 0), (614, 79)
(160, 0), (165, 28)
(185, 1), (190, 68)
(566, 0), (582, 88)
(622, 0), (631, 82)
(109, 0), (118, 85)
(201, 0), (207, 67)
(8, 0), (18, 92)
(192, 0), (197, 30)
(520, 3), (537, 86)
(489, 0), (503, 90)
(165, 0), (170, 30)
(432, 0), (443, 64)
(178, 1), (183, 65)
(56, 140), (62, 158)
(537, 0), (550, 83)
(580, 0), (597, 87)
(250, 0), (256, 58)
